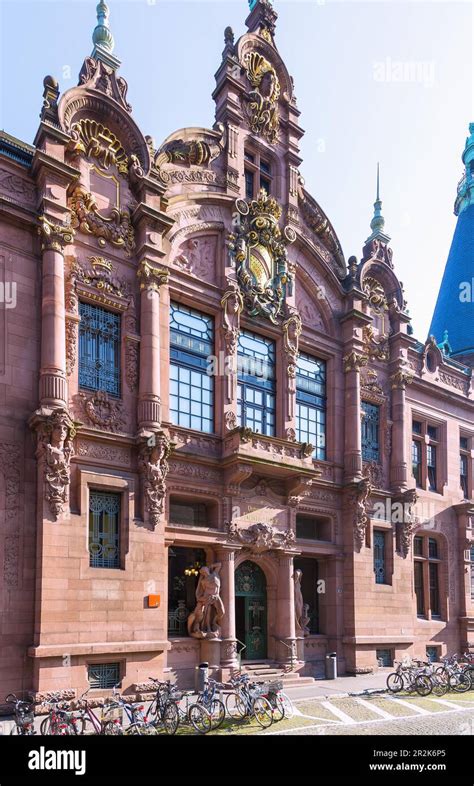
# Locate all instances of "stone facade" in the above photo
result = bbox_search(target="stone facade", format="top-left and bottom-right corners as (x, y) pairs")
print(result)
(0, 0), (473, 698)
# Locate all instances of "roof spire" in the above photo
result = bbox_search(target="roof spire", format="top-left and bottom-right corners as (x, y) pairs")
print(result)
(245, 0), (277, 38)
(454, 122), (474, 216)
(366, 163), (391, 243)
(92, 1), (115, 55)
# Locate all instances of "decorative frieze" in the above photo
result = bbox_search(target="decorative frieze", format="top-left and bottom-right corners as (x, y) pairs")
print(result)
(226, 521), (295, 554)
(72, 390), (125, 433)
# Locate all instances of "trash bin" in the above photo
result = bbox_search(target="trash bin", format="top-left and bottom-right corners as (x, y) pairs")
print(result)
(195, 662), (209, 692)
(325, 652), (337, 680)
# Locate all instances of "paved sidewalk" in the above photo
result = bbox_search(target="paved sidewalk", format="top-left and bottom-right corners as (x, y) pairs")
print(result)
(284, 671), (390, 701)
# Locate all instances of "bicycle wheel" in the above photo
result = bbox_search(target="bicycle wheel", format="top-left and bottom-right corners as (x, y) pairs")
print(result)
(226, 692), (246, 719)
(103, 719), (123, 735)
(188, 703), (212, 734)
(267, 693), (284, 722)
(386, 673), (403, 693)
(253, 696), (273, 728)
(207, 699), (225, 730)
(40, 717), (51, 735)
(125, 722), (146, 735)
(275, 692), (295, 720)
(162, 702), (179, 736)
(415, 675), (432, 697)
(451, 671), (471, 693)
(431, 675), (448, 697)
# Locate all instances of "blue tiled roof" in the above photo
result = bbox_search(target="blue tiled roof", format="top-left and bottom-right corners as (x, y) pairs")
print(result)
(429, 202), (474, 359)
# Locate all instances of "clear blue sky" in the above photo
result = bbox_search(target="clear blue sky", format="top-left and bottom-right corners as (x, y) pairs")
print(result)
(0, 0), (472, 341)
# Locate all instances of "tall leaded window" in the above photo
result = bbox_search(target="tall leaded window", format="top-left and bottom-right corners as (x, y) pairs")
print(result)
(427, 444), (437, 491)
(361, 401), (380, 462)
(460, 436), (470, 499)
(79, 302), (121, 396)
(170, 303), (214, 433)
(414, 535), (442, 619)
(412, 439), (422, 487)
(373, 530), (386, 584)
(89, 491), (120, 569)
(296, 352), (326, 460)
(237, 330), (275, 436)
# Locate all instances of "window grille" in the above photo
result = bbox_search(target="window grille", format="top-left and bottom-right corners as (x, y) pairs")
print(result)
(79, 302), (120, 396)
(361, 401), (380, 462)
(88, 663), (120, 690)
(89, 491), (120, 569)
(373, 530), (386, 584)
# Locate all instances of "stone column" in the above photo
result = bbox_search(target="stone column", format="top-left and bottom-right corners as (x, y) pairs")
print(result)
(220, 281), (242, 434)
(216, 546), (239, 673)
(137, 261), (169, 430)
(276, 552), (297, 667)
(343, 351), (367, 482)
(37, 216), (75, 407)
(389, 369), (414, 492)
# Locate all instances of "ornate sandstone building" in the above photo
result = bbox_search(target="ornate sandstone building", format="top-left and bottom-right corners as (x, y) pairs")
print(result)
(0, 0), (473, 697)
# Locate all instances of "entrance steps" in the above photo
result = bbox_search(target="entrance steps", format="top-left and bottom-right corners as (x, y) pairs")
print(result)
(241, 661), (315, 688)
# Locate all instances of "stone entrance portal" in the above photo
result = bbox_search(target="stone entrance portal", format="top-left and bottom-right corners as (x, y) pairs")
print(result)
(235, 561), (267, 660)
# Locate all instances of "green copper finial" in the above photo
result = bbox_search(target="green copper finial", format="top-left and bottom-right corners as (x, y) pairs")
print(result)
(370, 163), (385, 235)
(437, 330), (452, 356)
(92, 0), (114, 54)
(454, 122), (474, 216)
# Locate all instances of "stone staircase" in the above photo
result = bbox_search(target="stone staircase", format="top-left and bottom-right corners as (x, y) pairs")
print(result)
(241, 661), (315, 688)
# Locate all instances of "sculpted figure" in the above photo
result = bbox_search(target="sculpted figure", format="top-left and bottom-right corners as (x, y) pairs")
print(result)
(187, 563), (225, 639)
(294, 569), (310, 636)
(37, 409), (76, 520)
(138, 432), (171, 528)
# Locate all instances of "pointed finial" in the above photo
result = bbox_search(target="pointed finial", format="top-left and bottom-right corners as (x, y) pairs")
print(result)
(92, 0), (114, 54)
(369, 163), (386, 235)
(376, 162), (380, 201)
(454, 122), (474, 216)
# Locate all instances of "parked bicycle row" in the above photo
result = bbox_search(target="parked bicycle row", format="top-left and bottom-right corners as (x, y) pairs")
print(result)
(5, 673), (295, 736)
(386, 652), (474, 696)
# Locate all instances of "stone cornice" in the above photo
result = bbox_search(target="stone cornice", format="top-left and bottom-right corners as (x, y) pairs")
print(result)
(31, 150), (80, 184)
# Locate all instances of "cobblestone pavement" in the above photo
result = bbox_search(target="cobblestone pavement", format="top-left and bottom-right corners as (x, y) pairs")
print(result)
(263, 692), (474, 736)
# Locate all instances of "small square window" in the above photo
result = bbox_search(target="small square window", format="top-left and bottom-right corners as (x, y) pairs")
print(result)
(460, 436), (469, 451)
(376, 649), (393, 667)
(426, 646), (439, 663)
(428, 538), (438, 559)
(412, 420), (422, 435)
(427, 425), (438, 441)
(88, 663), (120, 690)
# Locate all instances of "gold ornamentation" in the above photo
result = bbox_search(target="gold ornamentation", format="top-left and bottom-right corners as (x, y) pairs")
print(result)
(242, 51), (280, 144)
(362, 276), (388, 311)
(69, 186), (135, 256)
(362, 325), (389, 361)
(343, 351), (368, 372)
(228, 190), (295, 324)
(137, 261), (169, 292)
(390, 368), (414, 389)
(38, 215), (75, 252)
(67, 119), (129, 175)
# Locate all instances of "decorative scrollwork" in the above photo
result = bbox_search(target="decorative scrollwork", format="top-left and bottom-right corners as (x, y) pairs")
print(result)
(67, 118), (129, 175)
(242, 51), (280, 144)
(69, 186), (135, 256)
(228, 189), (295, 324)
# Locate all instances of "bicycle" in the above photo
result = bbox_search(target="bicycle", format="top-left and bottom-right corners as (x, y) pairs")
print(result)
(6, 694), (36, 736)
(259, 680), (295, 721)
(386, 660), (432, 696)
(39, 693), (77, 735)
(196, 678), (226, 730)
(225, 674), (274, 728)
(71, 688), (124, 735)
(147, 678), (209, 735)
(436, 655), (472, 693)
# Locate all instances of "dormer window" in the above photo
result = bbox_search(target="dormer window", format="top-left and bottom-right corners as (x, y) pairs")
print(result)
(244, 149), (273, 199)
